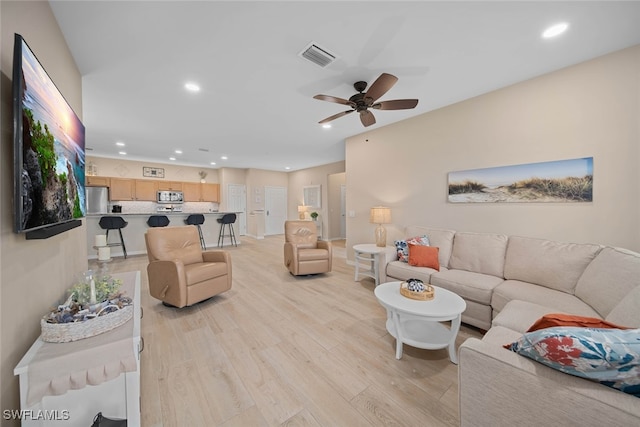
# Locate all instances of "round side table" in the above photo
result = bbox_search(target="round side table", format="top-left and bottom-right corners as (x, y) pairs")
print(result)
(374, 281), (467, 363)
(353, 243), (395, 286)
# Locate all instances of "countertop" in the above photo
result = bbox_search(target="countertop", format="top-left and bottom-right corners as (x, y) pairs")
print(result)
(86, 212), (240, 217)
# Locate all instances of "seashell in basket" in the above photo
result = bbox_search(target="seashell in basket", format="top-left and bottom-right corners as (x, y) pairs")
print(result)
(399, 279), (435, 301)
(40, 305), (133, 343)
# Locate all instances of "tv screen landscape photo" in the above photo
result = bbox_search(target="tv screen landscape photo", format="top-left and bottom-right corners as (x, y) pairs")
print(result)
(13, 34), (85, 237)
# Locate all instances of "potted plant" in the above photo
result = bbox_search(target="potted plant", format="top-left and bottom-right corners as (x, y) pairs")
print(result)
(310, 212), (319, 221)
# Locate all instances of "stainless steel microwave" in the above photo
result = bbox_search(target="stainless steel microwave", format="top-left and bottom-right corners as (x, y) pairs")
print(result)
(157, 190), (184, 204)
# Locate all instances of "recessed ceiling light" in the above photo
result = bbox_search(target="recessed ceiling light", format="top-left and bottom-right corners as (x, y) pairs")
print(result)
(175, 149), (182, 154)
(169, 157), (176, 161)
(118, 151), (126, 155)
(116, 141), (125, 146)
(542, 22), (569, 39)
(210, 162), (216, 165)
(322, 124), (332, 129)
(221, 156), (228, 160)
(184, 82), (200, 92)
(285, 166), (291, 170)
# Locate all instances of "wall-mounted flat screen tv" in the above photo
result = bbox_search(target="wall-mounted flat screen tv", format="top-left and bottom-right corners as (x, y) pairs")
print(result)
(12, 34), (85, 238)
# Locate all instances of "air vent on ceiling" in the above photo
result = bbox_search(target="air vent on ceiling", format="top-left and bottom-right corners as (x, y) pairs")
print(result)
(298, 42), (338, 68)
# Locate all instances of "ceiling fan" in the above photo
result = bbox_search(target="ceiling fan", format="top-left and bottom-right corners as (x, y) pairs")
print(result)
(313, 73), (419, 127)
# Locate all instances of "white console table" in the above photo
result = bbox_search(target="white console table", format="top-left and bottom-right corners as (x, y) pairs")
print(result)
(14, 271), (142, 426)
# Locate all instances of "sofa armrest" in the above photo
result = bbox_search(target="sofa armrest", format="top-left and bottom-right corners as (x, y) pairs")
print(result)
(379, 246), (397, 283)
(147, 259), (187, 306)
(459, 337), (640, 426)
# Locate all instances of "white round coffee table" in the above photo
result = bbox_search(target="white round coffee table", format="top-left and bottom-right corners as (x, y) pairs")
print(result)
(374, 281), (467, 364)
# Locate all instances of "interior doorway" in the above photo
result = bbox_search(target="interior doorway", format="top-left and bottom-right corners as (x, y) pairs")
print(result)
(264, 186), (287, 235)
(227, 183), (247, 235)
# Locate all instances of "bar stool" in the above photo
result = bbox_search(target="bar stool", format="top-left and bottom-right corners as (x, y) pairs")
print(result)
(147, 215), (170, 227)
(98, 216), (128, 259)
(217, 213), (237, 247)
(185, 214), (206, 249)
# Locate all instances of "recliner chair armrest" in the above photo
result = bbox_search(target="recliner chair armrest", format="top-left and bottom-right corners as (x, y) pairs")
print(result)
(202, 250), (231, 264)
(147, 259), (187, 307)
(317, 240), (332, 270)
(283, 242), (299, 274)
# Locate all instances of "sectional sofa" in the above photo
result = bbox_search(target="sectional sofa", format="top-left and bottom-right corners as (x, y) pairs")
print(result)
(381, 226), (640, 424)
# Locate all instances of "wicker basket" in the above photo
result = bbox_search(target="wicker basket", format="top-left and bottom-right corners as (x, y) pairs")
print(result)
(40, 305), (133, 343)
(399, 281), (435, 301)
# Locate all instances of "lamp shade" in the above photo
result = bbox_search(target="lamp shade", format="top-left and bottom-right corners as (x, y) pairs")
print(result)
(370, 207), (391, 224)
(298, 205), (308, 220)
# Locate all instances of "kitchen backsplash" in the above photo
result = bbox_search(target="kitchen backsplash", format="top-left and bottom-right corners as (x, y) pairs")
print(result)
(110, 201), (219, 214)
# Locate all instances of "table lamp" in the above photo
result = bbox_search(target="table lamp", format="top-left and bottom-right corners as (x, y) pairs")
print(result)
(370, 206), (391, 247)
(298, 205), (308, 220)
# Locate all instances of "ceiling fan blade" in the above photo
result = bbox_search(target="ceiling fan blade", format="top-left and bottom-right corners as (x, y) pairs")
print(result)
(313, 94), (356, 108)
(363, 73), (398, 104)
(319, 109), (354, 124)
(360, 110), (376, 127)
(372, 99), (419, 110)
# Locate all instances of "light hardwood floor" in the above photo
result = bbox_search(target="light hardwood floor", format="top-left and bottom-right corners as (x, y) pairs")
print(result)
(92, 236), (483, 427)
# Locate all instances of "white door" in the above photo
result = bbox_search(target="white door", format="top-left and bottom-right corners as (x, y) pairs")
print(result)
(264, 186), (287, 235)
(227, 184), (247, 235)
(340, 184), (347, 238)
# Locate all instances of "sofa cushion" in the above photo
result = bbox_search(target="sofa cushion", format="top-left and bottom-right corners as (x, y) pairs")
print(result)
(504, 327), (640, 397)
(385, 260), (443, 284)
(606, 285), (640, 328)
(449, 232), (508, 277)
(493, 300), (599, 334)
(492, 280), (601, 318)
(575, 247), (640, 318)
(394, 235), (430, 263)
(431, 269), (503, 304)
(408, 244), (439, 270)
(527, 313), (631, 332)
(504, 236), (600, 294)
(405, 226), (455, 268)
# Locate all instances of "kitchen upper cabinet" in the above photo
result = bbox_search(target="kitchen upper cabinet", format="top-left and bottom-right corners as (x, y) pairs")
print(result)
(86, 176), (110, 187)
(183, 183), (220, 202)
(201, 183), (220, 202)
(109, 178), (135, 201)
(182, 182), (201, 202)
(134, 180), (158, 201)
(157, 181), (183, 191)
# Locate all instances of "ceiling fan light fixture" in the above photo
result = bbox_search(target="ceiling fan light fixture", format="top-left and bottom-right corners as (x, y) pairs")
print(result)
(322, 123), (331, 129)
(313, 72), (418, 127)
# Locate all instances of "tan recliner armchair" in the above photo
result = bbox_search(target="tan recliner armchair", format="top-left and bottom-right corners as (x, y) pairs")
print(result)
(284, 220), (332, 275)
(145, 225), (232, 307)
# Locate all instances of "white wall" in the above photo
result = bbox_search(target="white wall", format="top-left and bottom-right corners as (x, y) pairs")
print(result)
(287, 161), (346, 239)
(346, 45), (640, 256)
(86, 156), (219, 183)
(1, 0), (87, 417)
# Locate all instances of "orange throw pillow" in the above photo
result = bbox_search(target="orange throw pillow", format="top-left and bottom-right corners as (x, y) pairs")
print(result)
(408, 244), (439, 270)
(526, 313), (631, 332)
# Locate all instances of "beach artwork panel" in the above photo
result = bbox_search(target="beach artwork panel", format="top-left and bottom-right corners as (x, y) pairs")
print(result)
(448, 157), (593, 203)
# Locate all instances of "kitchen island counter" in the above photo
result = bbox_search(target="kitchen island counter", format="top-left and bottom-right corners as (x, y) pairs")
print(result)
(86, 212), (241, 258)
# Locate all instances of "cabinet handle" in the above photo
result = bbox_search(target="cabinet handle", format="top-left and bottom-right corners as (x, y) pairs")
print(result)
(140, 307), (144, 319)
(139, 336), (145, 354)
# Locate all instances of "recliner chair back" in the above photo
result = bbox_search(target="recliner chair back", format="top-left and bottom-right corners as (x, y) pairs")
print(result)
(145, 225), (203, 264)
